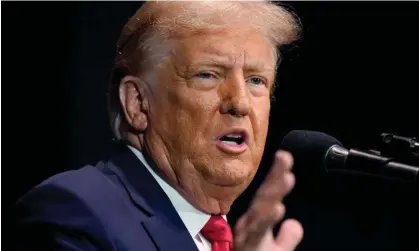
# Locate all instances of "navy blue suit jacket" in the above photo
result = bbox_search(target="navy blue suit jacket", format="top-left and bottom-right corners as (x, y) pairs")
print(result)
(15, 144), (200, 251)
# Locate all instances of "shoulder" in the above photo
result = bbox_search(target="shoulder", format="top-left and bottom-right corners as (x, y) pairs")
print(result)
(14, 164), (118, 250)
(14, 161), (153, 251)
(16, 163), (117, 214)
(14, 144), (164, 251)
(15, 159), (141, 221)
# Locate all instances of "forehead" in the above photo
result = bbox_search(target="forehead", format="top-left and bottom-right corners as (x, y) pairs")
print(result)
(171, 30), (277, 71)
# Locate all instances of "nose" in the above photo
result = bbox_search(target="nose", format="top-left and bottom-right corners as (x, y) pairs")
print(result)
(220, 73), (251, 117)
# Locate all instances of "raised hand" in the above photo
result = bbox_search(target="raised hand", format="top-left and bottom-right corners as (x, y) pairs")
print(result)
(234, 151), (303, 251)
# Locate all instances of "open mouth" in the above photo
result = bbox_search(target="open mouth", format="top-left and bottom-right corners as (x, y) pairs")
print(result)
(219, 132), (246, 146)
(216, 130), (249, 154)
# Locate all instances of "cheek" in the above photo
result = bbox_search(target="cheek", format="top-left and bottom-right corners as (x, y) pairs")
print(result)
(249, 100), (270, 159)
(158, 85), (220, 146)
(174, 87), (220, 124)
(253, 99), (271, 138)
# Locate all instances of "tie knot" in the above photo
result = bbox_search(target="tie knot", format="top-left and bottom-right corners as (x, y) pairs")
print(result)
(201, 215), (233, 243)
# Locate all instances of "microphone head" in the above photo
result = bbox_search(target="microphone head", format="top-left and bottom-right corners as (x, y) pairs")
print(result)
(280, 130), (343, 177)
(280, 130), (343, 155)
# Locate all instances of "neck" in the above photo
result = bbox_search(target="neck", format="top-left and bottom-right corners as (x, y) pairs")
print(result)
(124, 133), (242, 215)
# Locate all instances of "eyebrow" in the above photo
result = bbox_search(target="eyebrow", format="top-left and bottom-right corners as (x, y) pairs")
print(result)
(187, 56), (275, 74)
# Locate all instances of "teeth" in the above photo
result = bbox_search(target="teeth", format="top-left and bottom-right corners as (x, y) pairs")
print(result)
(223, 140), (238, 145)
(225, 133), (242, 138)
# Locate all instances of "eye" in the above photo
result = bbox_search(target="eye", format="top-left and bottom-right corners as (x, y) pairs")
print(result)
(247, 77), (265, 86)
(196, 72), (216, 79)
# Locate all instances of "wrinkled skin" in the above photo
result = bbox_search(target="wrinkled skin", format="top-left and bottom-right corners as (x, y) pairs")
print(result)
(119, 29), (303, 250)
(121, 30), (275, 214)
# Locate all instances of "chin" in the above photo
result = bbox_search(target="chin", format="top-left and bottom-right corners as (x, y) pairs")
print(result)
(207, 162), (255, 187)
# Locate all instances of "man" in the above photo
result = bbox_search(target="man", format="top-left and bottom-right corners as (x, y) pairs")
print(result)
(15, 1), (303, 251)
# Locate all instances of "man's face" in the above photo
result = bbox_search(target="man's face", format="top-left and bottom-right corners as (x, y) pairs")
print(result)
(144, 29), (276, 203)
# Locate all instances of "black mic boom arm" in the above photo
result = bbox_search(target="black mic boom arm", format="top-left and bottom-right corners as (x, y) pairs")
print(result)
(325, 145), (419, 183)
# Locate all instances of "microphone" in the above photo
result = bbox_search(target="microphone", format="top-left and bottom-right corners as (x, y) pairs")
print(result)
(280, 130), (419, 183)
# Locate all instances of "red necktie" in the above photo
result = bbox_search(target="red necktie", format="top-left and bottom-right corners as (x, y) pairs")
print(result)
(201, 215), (233, 251)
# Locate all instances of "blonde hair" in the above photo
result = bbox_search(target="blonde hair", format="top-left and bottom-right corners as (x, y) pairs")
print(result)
(108, 1), (301, 140)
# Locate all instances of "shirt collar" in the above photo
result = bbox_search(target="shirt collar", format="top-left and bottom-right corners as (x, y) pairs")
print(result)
(127, 145), (227, 238)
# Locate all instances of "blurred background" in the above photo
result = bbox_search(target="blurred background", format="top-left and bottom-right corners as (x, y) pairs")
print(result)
(2, 1), (418, 251)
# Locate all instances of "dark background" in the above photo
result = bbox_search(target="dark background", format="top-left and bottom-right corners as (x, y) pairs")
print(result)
(2, 1), (418, 251)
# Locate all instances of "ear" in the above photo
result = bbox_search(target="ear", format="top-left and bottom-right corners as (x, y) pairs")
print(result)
(118, 76), (149, 133)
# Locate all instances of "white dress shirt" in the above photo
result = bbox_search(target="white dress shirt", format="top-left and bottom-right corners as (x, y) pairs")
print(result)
(128, 145), (227, 251)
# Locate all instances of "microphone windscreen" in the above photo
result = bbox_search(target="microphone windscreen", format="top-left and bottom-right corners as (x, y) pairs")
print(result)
(280, 130), (342, 155)
(279, 130), (343, 177)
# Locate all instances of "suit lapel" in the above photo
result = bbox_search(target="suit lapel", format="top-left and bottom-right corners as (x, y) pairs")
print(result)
(107, 143), (199, 251)
(142, 216), (199, 251)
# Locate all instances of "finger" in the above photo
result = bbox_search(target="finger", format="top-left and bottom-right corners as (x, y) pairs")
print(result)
(234, 151), (295, 250)
(278, 151), (294, 171)
(255, 152), (294, 201)
(234, 214), (248, 245)
(260, 172), (295, 200)
(275, 219), (304, 251)
(265, 151), (293, 185)
(238, 202), (285, 247)
(271, 151), (293, 177)
(283, 172), (296, 195)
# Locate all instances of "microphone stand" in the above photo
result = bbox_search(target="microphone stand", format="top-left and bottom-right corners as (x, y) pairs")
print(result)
(379, 133), (419, 194)
(380, 133), (419, 167)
